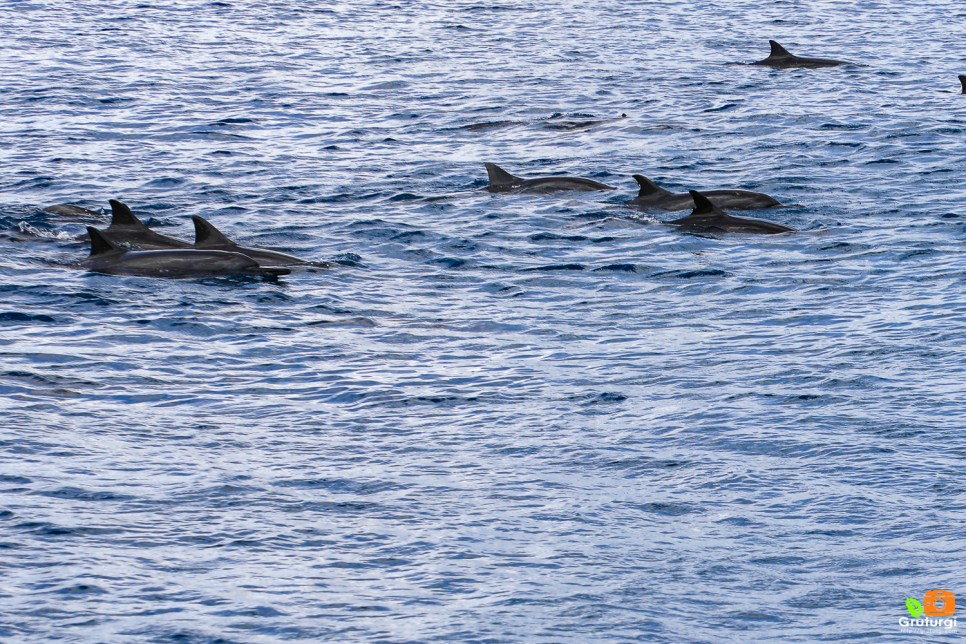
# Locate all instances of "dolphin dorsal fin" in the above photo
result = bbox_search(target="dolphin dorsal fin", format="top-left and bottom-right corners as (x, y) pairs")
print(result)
(768, 40), (792, 58)
(108, 199), (148, 229)
(688, 190), (716, 215)
(87, 226), (119, 256)
(191, 216), (235, 248)
(632, 175), (671, 198)
(484, 163), (523, 187)
(960, 75), (966, 94)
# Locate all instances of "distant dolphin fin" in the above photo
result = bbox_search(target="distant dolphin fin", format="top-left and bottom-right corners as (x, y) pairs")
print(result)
(768, 40), (792, 58)
(87, 226), (119, 256)
(632, 175), (671, 198)
(191, 216), (235, 247)
(108, 199), (149, 229)
(688, 190), (716, 215)
(960, 75), (966, 94)
(484, 163), (523, 188)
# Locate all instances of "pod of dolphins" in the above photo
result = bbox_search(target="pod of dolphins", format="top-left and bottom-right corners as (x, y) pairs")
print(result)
(42, 40), (964, 279)
(46, 199), (327, 279)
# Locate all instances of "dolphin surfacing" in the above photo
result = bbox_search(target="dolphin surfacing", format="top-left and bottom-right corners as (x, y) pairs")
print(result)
(484, 163), (616, 193)
(959, 75), (966, 94)
(751, 40), (851, 68)
(98, 199), (192, 250)
(44, 204), (102, 217)
(85, 226), (289, 278)
(192, 216), (323, 267)
(629, 175), (783, 211)
(665, 191), (795, 234)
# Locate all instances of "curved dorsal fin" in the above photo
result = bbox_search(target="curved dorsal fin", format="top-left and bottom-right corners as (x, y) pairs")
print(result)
(108, 199), (148, 229)
(960, 75), (966, 94)
(191, 216), (235, 248)
(87, 226), (119, 256)
(632, 175), (672, 198)
(484, 163), (523, 187)
(688, 190), (716, 215)
(768, 40), (792, 58)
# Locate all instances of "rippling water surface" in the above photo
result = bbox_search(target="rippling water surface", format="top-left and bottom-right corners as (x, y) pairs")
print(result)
(2, 1), (965, 641)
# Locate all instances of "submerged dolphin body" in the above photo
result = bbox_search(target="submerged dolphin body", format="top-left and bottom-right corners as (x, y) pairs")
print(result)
(543, 113), (628, 131)
(484, 163), (617, 193)
(751, 40), (851, 68)
(665, 191), (795, 234)
(100, 199), (191, 250)
(84, 227), (289, 278)
(629, 175), (783, 211)
(191, 216), (323, 267)
(44, 204), (102, 217)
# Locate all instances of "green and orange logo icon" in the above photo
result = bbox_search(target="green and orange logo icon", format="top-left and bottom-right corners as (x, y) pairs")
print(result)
(906, 590), (955, 618)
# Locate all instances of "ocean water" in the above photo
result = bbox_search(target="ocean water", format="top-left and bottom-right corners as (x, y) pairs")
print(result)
(1, 1), (965, 641)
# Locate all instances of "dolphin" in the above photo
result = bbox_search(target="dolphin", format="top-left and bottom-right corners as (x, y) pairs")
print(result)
(629, 175), (783, 211)
(462, 113), (627, 132)
(98, 199), (192, 250)
(665, 191), (795, 234)
(959, 75), (966, 94)
(191, 216), (323, 267)
(43, 204), (102, 217)
(84, 226), (290, 278)
(484, 162), (616, 193)
(751, 40), (851, 68)
(543, 113), (628, 131)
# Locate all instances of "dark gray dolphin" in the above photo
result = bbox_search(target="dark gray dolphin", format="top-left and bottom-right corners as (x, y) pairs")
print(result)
(484, 163), (616, 193)
(84, 226), (289, 278)
(191, 216), (324, 267)
(543, 113), (628, 131)
(751, 40), (851, 68)
(959, 75), (966, 94)
(44, 204), (102, 217)
(665, 191), (795, 234)
(629, 175), (783, 211)
(100, 199), (191, 250)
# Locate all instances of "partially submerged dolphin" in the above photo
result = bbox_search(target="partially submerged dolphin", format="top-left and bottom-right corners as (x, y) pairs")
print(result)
(100, 199), (191, 249)
(959, 75), (966, 94)
(462, 113), (627, 132)
(543, 113), (628, 131)
(484, 162), (616, 193)
(665, 191), (795, 234)
(191, 216), (324, 267)
(44, 204), (102, 217)
(751, 40), (851, 68)
(629, 175), (782, 211)
(84, 226), (289, 278)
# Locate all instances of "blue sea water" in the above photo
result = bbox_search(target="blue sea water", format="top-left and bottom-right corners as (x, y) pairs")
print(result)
(1, 0), (965, 641)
